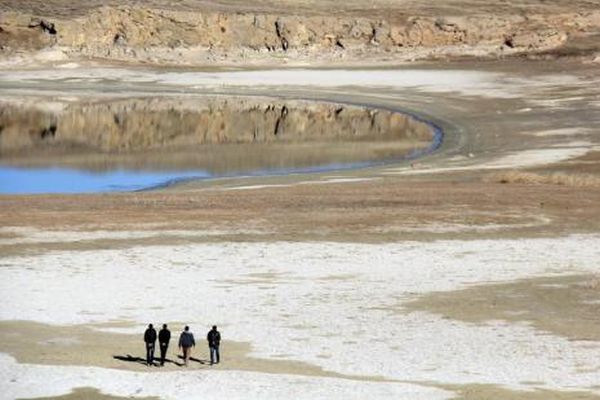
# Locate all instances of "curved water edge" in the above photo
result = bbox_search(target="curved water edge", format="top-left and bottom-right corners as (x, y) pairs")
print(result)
(149, 115), (444, 192)
(0, 96), (444, 194)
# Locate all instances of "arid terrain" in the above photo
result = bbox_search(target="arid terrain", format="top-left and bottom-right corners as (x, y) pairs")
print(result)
(2, 0), (600, 66)
(1, 1), (600, 400)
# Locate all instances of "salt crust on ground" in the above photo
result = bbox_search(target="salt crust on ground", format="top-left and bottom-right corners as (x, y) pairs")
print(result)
(0, 354), (451, 400)
(385, 146), (593, 175)
(0, 227), (267, 245)
(0, 68), (590, 100)
(1, 235), (600, 398)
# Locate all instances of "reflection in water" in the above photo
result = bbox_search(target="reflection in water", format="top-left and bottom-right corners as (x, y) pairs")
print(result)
(0, 96), (439, 193)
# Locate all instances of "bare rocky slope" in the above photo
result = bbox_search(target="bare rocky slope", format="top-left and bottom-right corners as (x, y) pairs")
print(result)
(1, 1), (600, 66)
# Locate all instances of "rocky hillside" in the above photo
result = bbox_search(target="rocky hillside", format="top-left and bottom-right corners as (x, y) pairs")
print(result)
(1, 1), (599, 66)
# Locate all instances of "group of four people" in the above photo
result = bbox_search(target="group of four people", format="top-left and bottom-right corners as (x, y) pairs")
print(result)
(143, 324), (221, 367)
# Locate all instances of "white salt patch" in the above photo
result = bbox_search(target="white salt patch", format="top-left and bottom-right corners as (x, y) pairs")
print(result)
(56, 62), (81, 69)
(0, 354), (451, 400)
(1, 235), (600, 393)
(226, 184), (293, 191)
(551, 140), (595, 148)
(484, 146), (590, 168)
(525, 128), (593, 137)
(304, 177), (379, 184)
(223, 177), (378, 191)
(530, 96), (587, 108)
(0, 227), (267, 245)
(32, 48), (68, 62)
(0, 68), (586, 99)
(372, 215), (551, 233)
(386, 145), (591, 175)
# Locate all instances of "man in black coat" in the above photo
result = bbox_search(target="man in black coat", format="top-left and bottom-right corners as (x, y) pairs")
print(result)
(158, 324), (171, 366)
(143, 323), (157, 366)
(207, 325), (221, 365)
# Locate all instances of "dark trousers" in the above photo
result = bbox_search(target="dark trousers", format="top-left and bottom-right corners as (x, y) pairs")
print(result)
(159, 343), (169, 365)
(146, 342), (155, 365)
(209, 345), (220, 364)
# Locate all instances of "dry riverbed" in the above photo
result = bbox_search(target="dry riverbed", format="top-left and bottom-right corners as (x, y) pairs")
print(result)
(1, 4), (600, 397)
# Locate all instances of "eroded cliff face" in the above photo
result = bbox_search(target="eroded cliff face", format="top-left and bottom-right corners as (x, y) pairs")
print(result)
(0, 97), (435, 172)
(1, 4), (599, 65)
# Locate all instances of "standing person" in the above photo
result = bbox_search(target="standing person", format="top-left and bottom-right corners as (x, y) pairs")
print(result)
(207, 325), (221, 365)
(158, 324), (171, 366)
(143, 323), (157, 366)
(178, 326), (195, 366)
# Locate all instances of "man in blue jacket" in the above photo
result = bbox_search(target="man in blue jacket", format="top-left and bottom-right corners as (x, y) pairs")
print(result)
(178, 326), (195, 366)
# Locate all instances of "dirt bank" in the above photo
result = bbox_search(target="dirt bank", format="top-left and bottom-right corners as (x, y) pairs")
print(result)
(1, 1), (600, 66)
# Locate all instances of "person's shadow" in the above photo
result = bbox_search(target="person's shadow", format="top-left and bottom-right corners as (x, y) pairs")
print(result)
(113, 354), (184, 367)
(177, 355), (211, 365)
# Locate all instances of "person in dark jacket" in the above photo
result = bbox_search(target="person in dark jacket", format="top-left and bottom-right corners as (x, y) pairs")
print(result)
(207, 325), (221, 365)
(178, 326), (195, 366)
(158, 324), (171, 366)
(143, 323), (157, 366)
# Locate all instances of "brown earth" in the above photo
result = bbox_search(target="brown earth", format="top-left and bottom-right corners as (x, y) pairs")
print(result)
(20, 388), (159, 400)
(404, 274), (600, 341)
(1, 177), (599, 257)
(0, 320), (392, 382)
(437, 384), (600, 400)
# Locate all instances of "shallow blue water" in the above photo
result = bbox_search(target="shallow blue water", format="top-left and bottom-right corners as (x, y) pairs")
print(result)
(0, 130), (443, 194)
(0, 167), (211, 195)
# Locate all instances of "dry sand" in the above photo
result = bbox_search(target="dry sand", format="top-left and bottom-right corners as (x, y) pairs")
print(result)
(436, 384), (600, 400)
(404, 274), (600, 342)
(20, 388), (159, 400)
